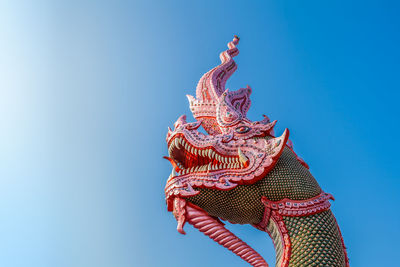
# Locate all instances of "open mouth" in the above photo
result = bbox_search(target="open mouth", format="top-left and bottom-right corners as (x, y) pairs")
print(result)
(164, 128), (289, 207)
(165, 134), (249, 176)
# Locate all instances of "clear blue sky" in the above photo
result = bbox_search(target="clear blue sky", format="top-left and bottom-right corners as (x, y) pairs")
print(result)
(0, 1), (399, 266)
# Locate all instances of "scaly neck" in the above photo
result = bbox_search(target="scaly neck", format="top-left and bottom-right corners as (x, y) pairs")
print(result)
(266, 210), (348, 267)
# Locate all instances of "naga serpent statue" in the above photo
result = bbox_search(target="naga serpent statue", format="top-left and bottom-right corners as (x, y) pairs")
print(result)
(164, 36), (349, 267)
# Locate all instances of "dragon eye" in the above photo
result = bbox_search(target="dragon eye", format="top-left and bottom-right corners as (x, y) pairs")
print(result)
(235, 126), (250, 134)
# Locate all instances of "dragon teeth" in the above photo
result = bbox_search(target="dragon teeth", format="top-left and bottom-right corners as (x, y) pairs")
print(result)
(238, 147), (249, 167)
(207, 163), (212, 171)
(174, 138), (180, 149)
(172, 169), (179, 176)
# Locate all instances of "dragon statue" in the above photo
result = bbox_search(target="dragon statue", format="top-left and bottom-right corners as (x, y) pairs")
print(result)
(164, 36), (349, 267)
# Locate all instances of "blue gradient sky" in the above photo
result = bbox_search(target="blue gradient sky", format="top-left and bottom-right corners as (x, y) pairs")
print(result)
(1, 1), (399, 266)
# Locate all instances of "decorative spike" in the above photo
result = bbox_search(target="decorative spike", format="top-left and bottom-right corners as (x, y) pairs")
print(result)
(186, 94), (195, 103)
(195, 36), (240, 102)
(173, 115), (187, 129)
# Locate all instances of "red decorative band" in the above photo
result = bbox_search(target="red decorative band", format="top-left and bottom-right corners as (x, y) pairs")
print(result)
(254, 192), (335, 267)
(261, 192), (334, 217)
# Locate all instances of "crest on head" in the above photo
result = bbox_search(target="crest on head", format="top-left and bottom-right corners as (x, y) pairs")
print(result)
(187, 36), (256, 135)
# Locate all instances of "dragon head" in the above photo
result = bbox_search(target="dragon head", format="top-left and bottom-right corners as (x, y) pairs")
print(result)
(163, 37), (317, 267)
(165, 35), (289, 218)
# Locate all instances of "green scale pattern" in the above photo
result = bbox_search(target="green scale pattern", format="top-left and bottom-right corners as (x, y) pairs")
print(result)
(187, 144), (321, 224)
(284, 210), (346, 267)
(186, 138), (347, 266)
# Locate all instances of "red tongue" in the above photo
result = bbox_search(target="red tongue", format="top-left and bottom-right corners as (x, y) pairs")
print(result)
(172, 197), (269, 267)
